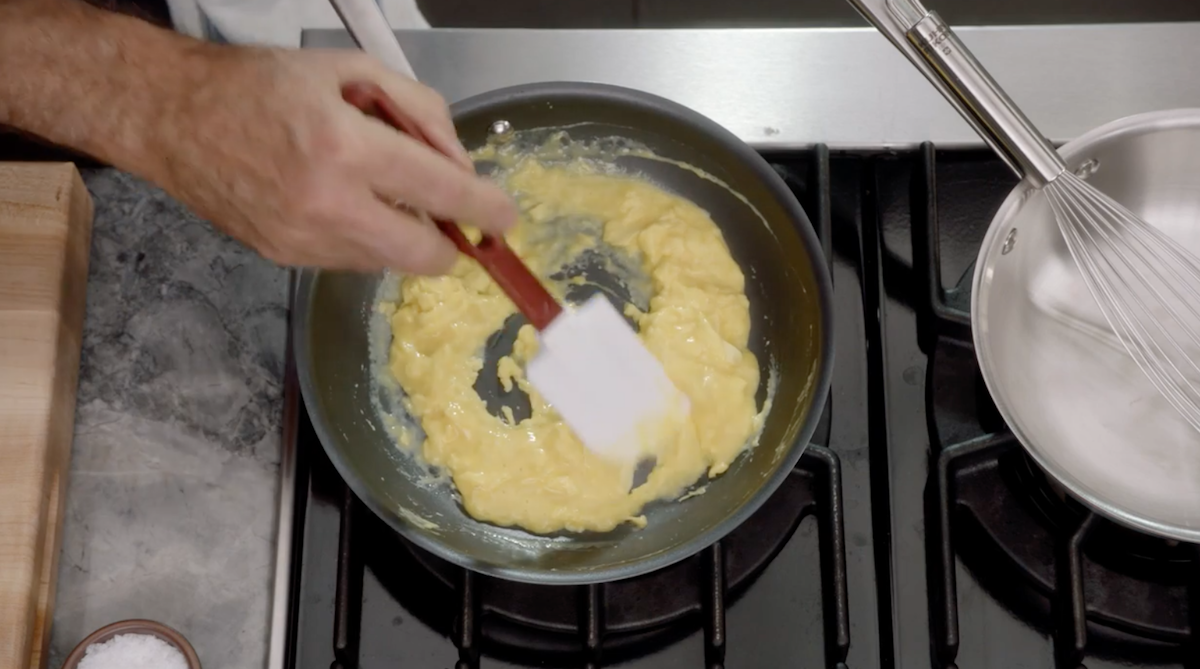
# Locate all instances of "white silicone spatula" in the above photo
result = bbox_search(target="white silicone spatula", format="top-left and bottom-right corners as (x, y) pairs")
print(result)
(330, 0), (690, 467)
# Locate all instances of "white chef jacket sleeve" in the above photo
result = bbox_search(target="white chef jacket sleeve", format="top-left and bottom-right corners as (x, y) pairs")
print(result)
(163, 0), (429, 46)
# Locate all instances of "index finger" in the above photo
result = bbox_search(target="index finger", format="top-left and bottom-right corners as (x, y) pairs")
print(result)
(341, 61), (474, 171)
(359, 119), (518, 234)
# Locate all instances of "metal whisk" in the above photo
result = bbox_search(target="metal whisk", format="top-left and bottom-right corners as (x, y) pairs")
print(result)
(848, 0), (1200, 430)
(1045, 172), (1200, 431)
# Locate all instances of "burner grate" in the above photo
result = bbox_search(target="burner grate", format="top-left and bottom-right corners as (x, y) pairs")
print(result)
(318, 440), (850, 669)
(912, 143), (1200, 669)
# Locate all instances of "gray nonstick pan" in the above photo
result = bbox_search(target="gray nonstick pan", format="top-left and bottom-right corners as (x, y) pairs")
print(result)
(293, 81), (834, 584)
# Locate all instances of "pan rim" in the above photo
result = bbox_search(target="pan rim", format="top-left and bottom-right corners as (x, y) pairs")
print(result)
(971, 107), (1200, 543)
(294, 80), (835, 584)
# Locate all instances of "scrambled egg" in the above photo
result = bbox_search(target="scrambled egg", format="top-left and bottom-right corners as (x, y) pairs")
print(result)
(382, 140), (764, 534)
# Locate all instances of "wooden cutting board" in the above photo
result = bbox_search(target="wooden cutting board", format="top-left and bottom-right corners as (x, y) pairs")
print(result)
(0, 163), (93, 669)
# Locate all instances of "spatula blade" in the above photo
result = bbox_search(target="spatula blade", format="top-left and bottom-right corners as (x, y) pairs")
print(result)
(526, 295), (689, 463)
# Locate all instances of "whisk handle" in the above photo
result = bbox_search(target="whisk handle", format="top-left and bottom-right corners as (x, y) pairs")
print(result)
(906, 11), (1065, 186)
(845, 0), (1065, 186)
(329, 0), (417, 78)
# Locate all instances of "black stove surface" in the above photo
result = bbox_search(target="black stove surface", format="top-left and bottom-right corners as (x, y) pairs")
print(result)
(280, 146), (1200, 668)
(878, 147), (1199, 669)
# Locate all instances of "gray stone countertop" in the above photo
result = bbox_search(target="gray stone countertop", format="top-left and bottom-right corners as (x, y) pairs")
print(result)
(46, 169), (288, 669)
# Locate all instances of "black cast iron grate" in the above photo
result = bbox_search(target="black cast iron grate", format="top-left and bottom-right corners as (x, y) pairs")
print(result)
(324, 445), (848, 669)
(912, 143), (1200, 669)
(306, 147), (852, 669)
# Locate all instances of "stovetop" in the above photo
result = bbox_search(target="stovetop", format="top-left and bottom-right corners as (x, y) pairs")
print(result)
(275, 146), (1200, 668)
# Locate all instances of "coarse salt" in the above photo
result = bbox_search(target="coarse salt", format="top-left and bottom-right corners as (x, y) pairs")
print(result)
(77, 632), (189, 669)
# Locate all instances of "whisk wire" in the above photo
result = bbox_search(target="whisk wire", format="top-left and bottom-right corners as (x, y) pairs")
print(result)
(1047, 185), (1198, 429)
(1047, 187), (1170, 398)
(1062, 177), (1200, 384)
(1078, 177), (1200, 315)
(1071, 233), (1200, 429)
(1045, 173), (1200, 431)
(1065, 181), (1200, 371)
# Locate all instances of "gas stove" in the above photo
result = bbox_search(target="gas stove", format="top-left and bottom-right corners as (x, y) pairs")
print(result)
(272, 144), (1200, 669)
(273, 25), (1200, 669)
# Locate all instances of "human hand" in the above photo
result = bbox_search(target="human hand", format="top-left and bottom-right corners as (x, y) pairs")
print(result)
(148, 46), (516, 274)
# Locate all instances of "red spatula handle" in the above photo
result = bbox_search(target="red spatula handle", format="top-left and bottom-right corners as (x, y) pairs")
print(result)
(341, 81), (564, 331)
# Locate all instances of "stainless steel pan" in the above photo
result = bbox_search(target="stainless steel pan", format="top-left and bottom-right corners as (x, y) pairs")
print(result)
(294, 82), (834, 584)
(973, 109), (1200, 541)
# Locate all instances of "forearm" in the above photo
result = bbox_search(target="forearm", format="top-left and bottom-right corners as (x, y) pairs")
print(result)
(0, 0), (203, 175)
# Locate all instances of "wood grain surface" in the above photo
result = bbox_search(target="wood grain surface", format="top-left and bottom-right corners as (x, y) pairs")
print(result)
(0, 163), (93, 669)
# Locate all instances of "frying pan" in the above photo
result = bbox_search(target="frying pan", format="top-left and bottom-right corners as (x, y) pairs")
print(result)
(973, 109), (1200, 542)
(293, 81), (834, 584)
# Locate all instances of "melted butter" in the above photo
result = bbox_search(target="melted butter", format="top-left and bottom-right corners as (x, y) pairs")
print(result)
(382, 132), (765, 534)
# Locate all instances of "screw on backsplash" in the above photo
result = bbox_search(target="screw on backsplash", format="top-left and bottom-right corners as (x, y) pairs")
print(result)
(1073, 158), (1100, 180)
(1001, 228), (1018, 255)
(488, 119), (514, 143)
